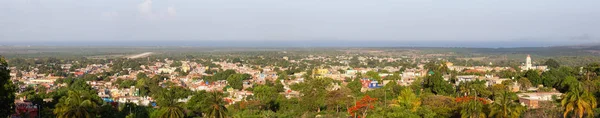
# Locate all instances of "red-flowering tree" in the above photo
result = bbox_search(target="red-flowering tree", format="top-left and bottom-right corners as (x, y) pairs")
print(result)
(348, 95), (377, 118)
(455, 96), (489, 104)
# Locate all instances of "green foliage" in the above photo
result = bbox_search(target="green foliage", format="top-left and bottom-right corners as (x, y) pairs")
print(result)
(517, 77), (533, 91)
(69, 79), (97, 95)
(253, 85), (280, 111)
(459, 100), (486, 118)
(119, 79), (137, 88)
(347, 78), (363, 96)
(544, 59), (560, 69)
(383, 80), (404, 101)
(98, 103), (124, 118)
(118, 103), (150, 118)
(12, 49), (600, 118)
(325, 87), (353, 113)
(524, 70), (542, 87)
(397, 88), (420, 112)
(170, 61), (182, 67)
(186, 91), (228, 118)
(421, 95), (458, 118)
(385, 72), (401, 80)
(152, 87), (191, 118)
(0, 57), (16, 117)
(366, 71), (381, 81)
(559, 76), (579, 93)
(226, 74), (250, 90)
(561, 82), (597, 118)
(207, 69), (237, 82)
(540, 67), (572, 89)
(489, 91), (526, 118)
(370, 106), (421, 118)
(294, 77), (333, 111)
(457, 80), (492, 98)
(424, 71), (454, 95)
(53, 90), (103, 118)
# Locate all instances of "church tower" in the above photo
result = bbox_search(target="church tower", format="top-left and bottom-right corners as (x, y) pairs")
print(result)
(526, 54), (532, 69)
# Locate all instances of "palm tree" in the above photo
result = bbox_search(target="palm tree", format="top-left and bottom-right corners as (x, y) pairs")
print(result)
(154, 89), (185, 118)
(206, 92), (228, 118)
(186, 91), (227, 118)
(460, 100), (486, 118)
(156, 106), (185, 118)
(53, 90), (101, 118)
(489, 91), (526, 118)
(561, 83), (597, 118)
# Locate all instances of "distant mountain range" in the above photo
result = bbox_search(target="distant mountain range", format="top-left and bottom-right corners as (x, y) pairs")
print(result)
(1, 40), (589, 48)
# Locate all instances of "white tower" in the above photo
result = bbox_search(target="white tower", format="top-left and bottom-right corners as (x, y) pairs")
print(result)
(526, 54), (532, 69)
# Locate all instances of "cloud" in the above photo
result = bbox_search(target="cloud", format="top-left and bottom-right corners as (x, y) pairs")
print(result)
(138, 0), (153, 15)
(167, 6), (177, 16)
(137, 0), (176, 19)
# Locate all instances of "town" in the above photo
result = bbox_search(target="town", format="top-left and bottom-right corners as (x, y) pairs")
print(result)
(1, 47), (595, 118)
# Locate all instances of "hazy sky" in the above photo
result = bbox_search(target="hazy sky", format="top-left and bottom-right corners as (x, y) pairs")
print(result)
(1, 0), (599, 47)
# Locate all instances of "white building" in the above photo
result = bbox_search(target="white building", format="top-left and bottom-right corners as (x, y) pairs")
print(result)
(520, 55), (548, 71)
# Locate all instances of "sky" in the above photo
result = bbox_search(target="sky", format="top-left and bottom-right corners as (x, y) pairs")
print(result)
(1, 0), (599, 47)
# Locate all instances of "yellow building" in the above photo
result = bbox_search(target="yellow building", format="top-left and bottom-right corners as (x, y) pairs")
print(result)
(317, 69), (329, 75)
(445, 62), (454, 67)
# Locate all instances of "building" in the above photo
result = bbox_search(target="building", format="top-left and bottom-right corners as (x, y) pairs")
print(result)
(316, 69), (330, 75)
(520, 55), (548, 71)
(518, 92), (562, 109)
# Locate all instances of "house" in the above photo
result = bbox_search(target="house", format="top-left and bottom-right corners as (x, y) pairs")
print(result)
(13, 100), (39, 118)
(316, 69), (330, 75)
(455, 75), (480, 86)
(518, 92), (562, 109)
(369, 81), (382, 88)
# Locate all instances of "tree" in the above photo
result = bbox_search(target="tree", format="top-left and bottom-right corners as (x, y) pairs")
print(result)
(583, 63), (600, 81)
(136, 72), (148, 79)
(559, 76), (579, 93)
(153, 88), (186, 118)
(227, 74), (250, 90)
(186, 91), (209, 117)
(294, 77), (332, 112)
(348, 95), (377, 118)
(396, 88), (421, 112)
(540, 68), (569, 89)
(421, 95), (457, 118)
(561, 83), (597, 118)
(517, 77), (532, 91)
(385, 72), (401, 80)
(347, 78), (363, 96)
(457, 80), (492, 98)
(98, 103), (124, 118)
(459, 100), (486, 118)
(119, 80), (137, 88)
(489, 91), (526, 118)
(118, 103), (150, 118)
(0, 57), (16, 117)
(213, 69), (237, 81)
(187, 91), (227, 118)
(170, 61), (182, 67)
(54, 90), (102, 118)
(156, 106), (185, 118)
(253, 85), (279, 111)
(544, 59), (560, 69)
(366, 71), (381, 81)
(206, 92), (228, 118)
(274, 81), (285, 93)
(325, 87), (353, 113)
(424, 71), (454, 95)
(524, 70), (542, 87)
